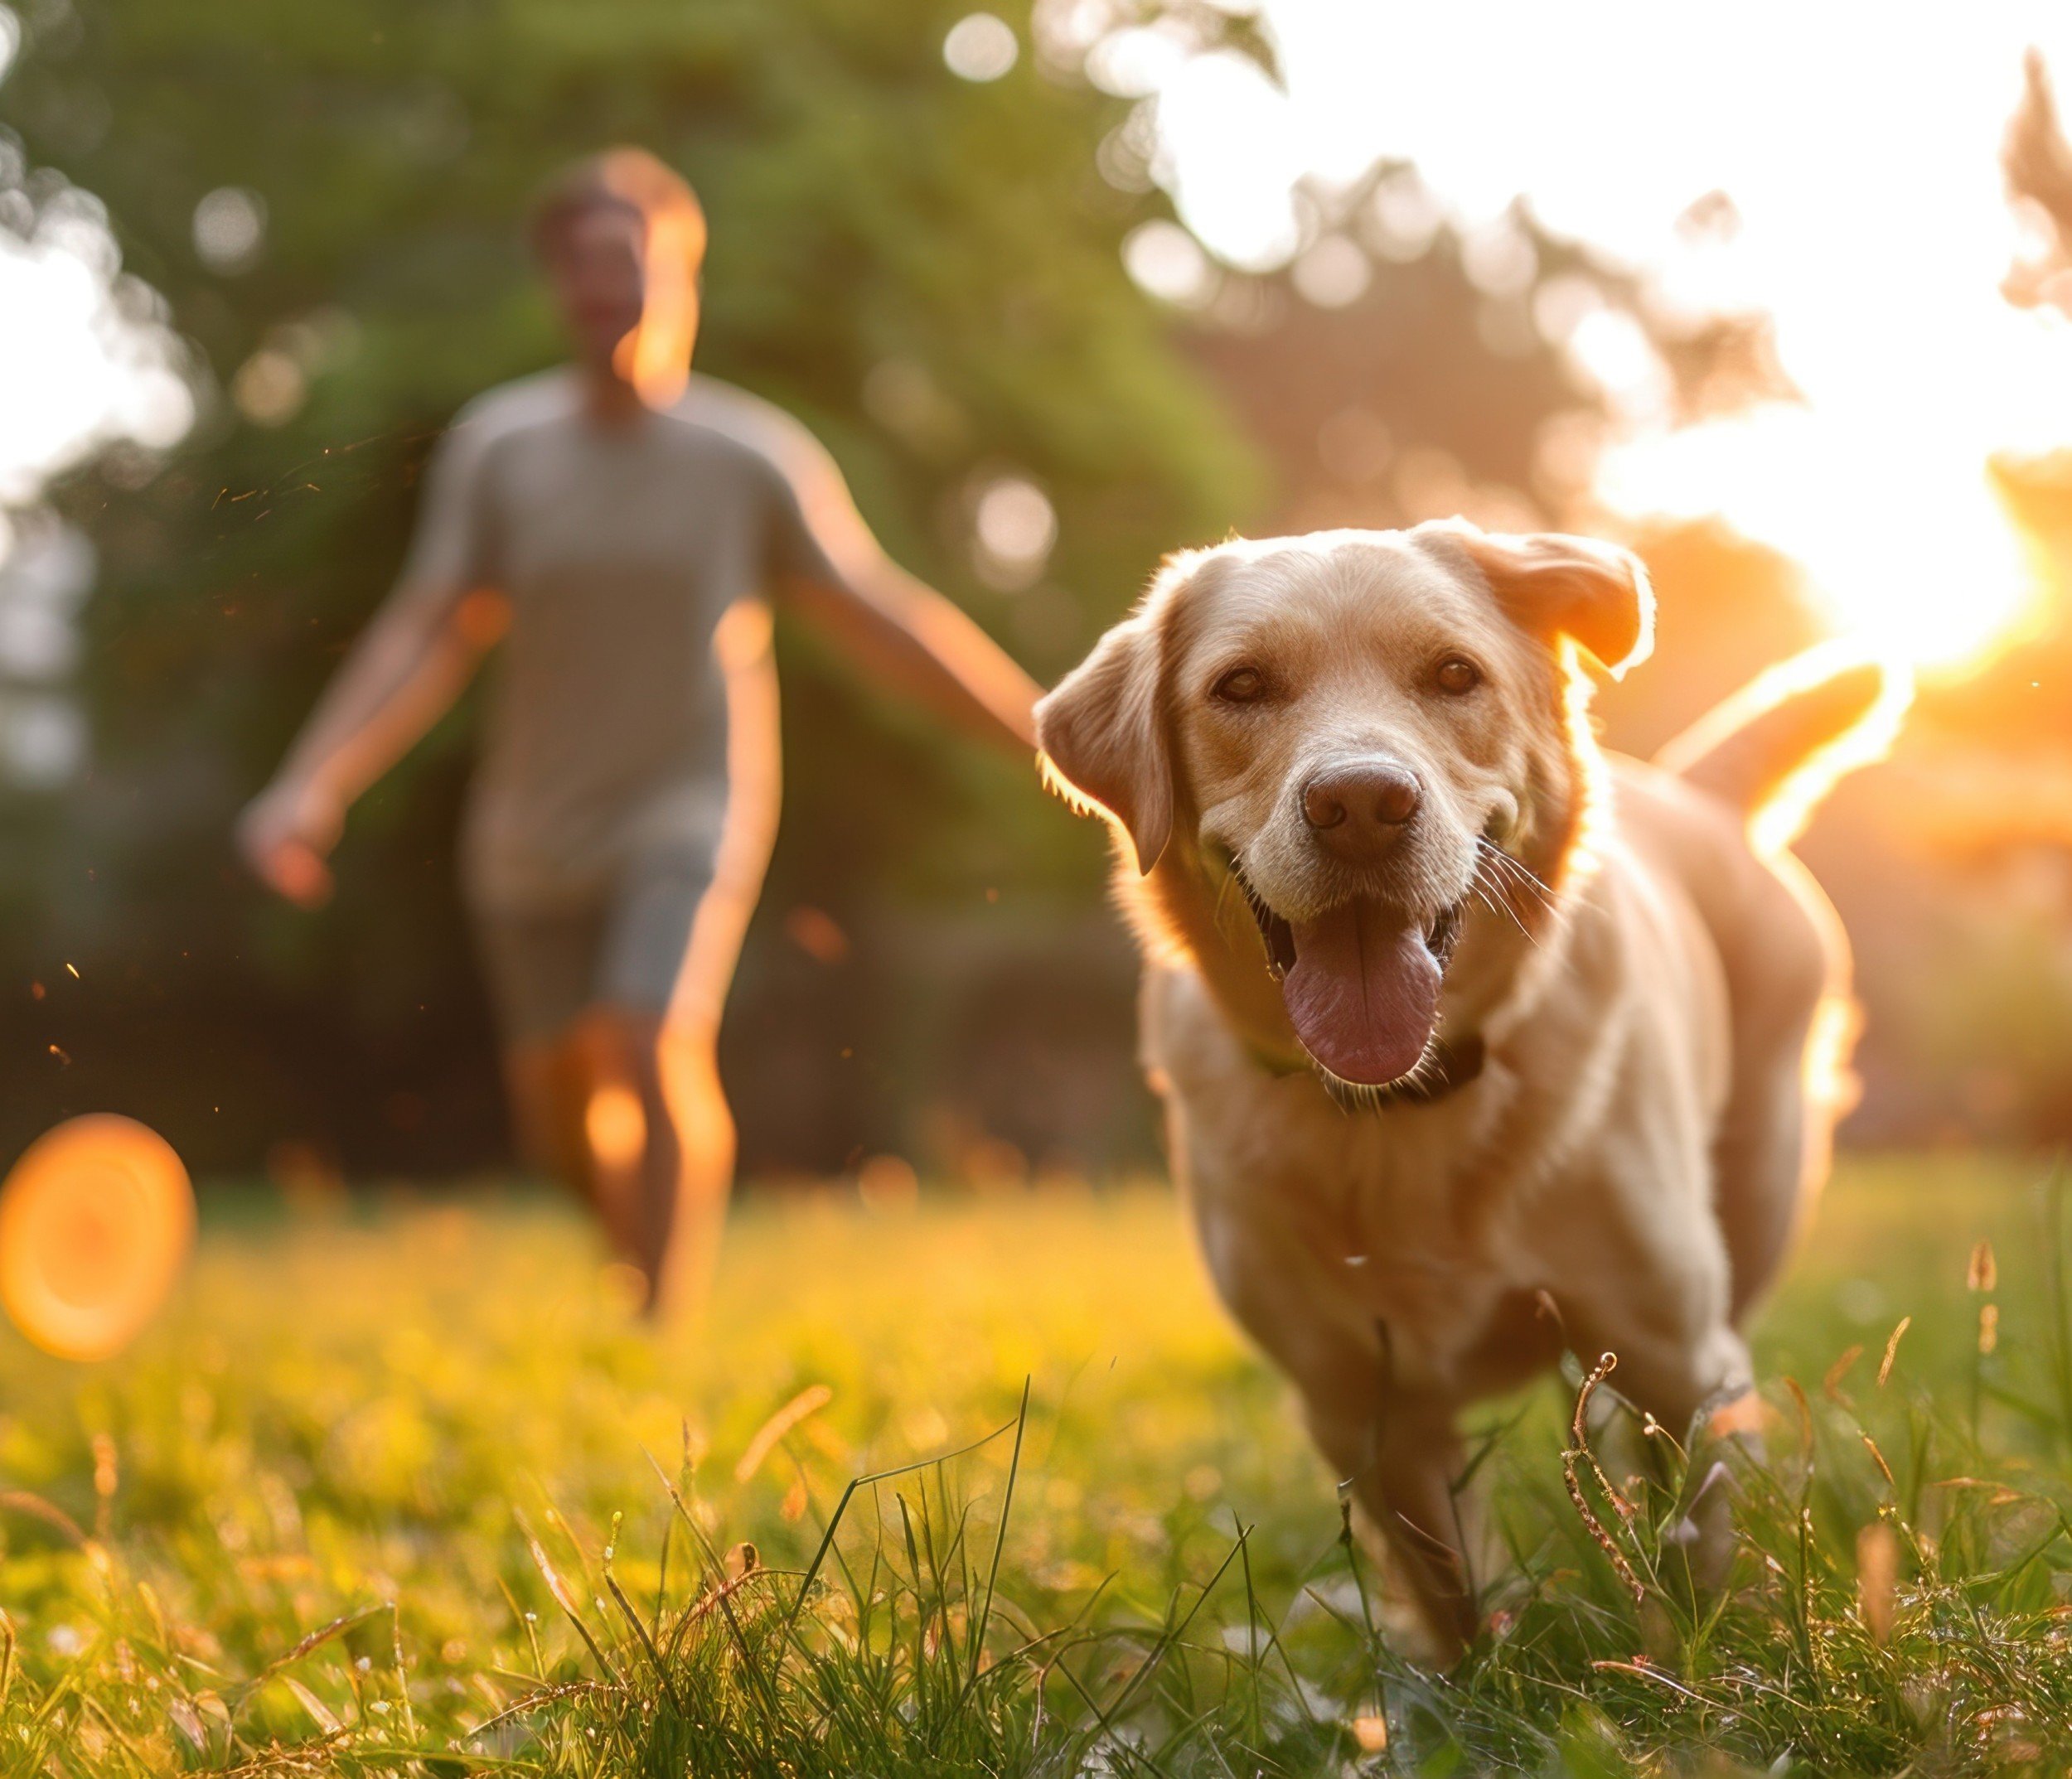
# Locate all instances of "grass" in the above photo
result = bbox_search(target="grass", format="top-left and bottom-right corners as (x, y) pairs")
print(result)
(3, 1152), (2072, 1775)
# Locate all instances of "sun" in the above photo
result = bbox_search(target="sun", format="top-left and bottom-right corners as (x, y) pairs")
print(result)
(1794, 464), (2045, 677)
(1597, 406), (2050, 677)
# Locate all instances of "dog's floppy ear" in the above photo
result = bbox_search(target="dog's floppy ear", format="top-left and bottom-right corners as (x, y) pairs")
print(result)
(1428, 521), (1655, 678)
(1037, 606), (1174, 875)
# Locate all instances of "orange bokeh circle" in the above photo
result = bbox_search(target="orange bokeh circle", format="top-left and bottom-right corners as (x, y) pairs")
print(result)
(0, 1114), (195, 1361)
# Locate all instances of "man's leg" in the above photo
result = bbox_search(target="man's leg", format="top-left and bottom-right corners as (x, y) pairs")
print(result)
(565, 1008), (734, 1315)
(477, 905), (650, 1254)
(503, 1040), (592, 1199)
(591, 599), (781, 1317)
(549, 1019), (648, 1269)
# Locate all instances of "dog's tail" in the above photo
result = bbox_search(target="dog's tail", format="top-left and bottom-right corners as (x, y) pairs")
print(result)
(1653, 645), (1908, 851)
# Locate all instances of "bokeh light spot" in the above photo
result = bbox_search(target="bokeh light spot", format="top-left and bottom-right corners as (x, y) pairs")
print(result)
(856, 1154), (920, 1214)
(944, 13), (1018, 83)
(0, 1114), (195, 1361)
(971, 475), (1058, 591)
(1122, 219), (1218, 307)
(191, 186), (265, 274)
(1290, 234), (1370, 307)
(231, 348), (307, 427)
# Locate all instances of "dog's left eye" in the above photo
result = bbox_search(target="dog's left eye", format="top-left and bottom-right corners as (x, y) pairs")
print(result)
(1212, 666), (1268, 704)
(1434, 656), (1482, 695)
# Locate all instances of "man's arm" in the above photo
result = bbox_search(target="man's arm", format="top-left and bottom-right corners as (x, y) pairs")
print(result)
(237, 580), (504, 906)
(238, 416), (503, 906)
(752, 424), (1038, 752)
(778, 554), (1039, 752)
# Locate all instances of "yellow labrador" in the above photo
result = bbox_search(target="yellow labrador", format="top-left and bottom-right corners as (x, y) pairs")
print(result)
(1037, 522), (1878, 1654)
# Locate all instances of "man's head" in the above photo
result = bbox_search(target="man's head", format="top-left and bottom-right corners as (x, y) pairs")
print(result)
(530, 149), (707, 406)
(1036, 522), (1651, 1086)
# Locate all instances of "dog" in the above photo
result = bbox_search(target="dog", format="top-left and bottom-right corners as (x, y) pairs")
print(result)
(1035, 521), (1881, 1656)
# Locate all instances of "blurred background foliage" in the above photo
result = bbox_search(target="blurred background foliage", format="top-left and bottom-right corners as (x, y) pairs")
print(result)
(2, 0), (1261, 1178)
(5, 0), (2072, 1185)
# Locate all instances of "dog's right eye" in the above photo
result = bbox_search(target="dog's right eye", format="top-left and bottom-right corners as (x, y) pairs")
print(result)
(1211, 666), (1268, 704)
(1433, 655), (1483, 695)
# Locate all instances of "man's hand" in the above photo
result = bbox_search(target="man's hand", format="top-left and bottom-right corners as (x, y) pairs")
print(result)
(235, 779), (345, 908)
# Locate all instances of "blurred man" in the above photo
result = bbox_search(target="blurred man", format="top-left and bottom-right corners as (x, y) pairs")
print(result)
(239, 150), (1039, 1314)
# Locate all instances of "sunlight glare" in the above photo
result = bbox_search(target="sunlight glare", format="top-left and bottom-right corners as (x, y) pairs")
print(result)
(1595, 407), (2047, 674)
(1145, 0), (2072, 674)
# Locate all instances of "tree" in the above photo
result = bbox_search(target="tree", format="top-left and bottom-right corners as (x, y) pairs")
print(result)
(1, 0), (1256, 1174)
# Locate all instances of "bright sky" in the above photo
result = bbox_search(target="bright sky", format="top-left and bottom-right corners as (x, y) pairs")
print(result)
(0, 11), (191, 515)
(0, 205), (191, 506)
(1145, 0), (2072, 673)
(8, 4), (2072, 675)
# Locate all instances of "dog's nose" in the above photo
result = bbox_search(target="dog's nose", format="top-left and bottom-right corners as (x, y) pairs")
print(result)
(1302, 760), (1421, 858)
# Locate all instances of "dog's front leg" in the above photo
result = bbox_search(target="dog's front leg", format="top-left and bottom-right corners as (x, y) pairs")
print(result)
(1188, 1199), (1481, 1661)
(1302, 1386), (1476, 1663)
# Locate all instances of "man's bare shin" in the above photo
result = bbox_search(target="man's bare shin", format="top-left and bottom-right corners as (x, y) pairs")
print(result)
(647, 1022), (734, 1315)
(559, 1008), (733, 1316)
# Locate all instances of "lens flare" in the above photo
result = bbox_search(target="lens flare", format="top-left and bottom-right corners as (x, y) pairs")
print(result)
(0, 1114), (196, 1361)
(1597, 409), (2050, 678)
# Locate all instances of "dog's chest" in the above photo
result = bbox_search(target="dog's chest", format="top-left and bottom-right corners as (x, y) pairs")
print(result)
(1159, 1020), (1531, 1387)
(1276, 1105), (1526, 1383)
(1148, 960), (1571, 1380)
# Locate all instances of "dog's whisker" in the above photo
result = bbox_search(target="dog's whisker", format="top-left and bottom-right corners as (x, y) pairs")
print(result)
(1477, 841), (1560, 931)
(1479, 847), (1537, 897)
(1471, 879), (1527, 939)
(1480, 840), (1559, 911)
(1472, 859), (1539, 946)
(1211, 858), (1243, 935)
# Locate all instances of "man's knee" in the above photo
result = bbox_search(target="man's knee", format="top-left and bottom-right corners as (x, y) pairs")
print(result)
(504, 1039), (586, 1175)
(655, 1020), (733, 1167)
(591, 1007), (730, 1131)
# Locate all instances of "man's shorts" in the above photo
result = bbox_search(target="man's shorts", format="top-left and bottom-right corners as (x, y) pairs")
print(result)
(471, 853), (715, 1046)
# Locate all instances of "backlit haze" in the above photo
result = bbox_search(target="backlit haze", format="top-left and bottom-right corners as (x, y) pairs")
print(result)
(10, 3), (2072, 676)
(1127, 0), (2072, 675)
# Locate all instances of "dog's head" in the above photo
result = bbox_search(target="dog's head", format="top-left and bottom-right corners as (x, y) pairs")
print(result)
(1037, 521), (1652, 1090)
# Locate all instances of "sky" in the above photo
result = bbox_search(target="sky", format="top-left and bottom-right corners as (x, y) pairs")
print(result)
(1139, 0), (2072, 672)
(8, 4), (2072, 674)
(0, 8), (189, 517)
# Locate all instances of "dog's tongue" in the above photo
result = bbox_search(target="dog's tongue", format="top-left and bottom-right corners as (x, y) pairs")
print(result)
(1281, 901), (1441, 1085)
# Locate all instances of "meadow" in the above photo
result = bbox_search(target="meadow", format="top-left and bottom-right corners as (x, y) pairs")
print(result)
(3, 1152), (2070, 1777)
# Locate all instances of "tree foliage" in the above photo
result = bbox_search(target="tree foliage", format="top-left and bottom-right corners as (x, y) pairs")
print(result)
(2, 0), (1255, 1172)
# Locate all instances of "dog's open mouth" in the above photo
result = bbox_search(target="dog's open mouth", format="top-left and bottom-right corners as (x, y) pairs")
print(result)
(1236, 866), (1464, 1088)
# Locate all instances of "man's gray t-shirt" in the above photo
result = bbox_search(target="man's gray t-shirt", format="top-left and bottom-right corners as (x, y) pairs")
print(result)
(394, 369), (857, 912)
